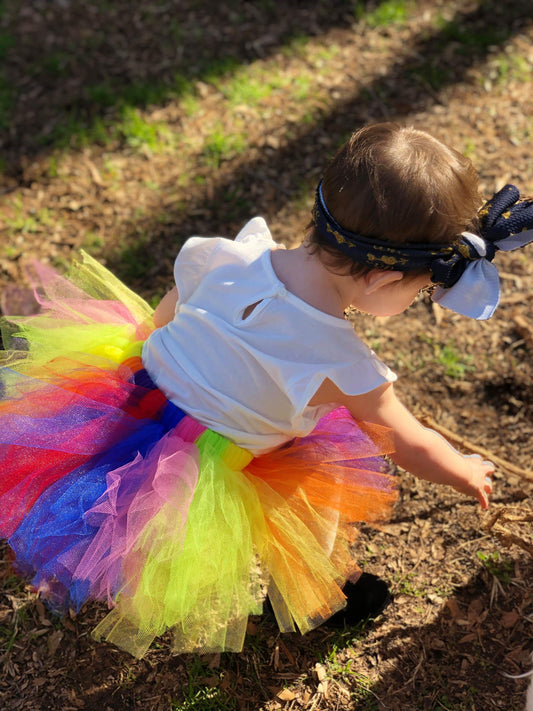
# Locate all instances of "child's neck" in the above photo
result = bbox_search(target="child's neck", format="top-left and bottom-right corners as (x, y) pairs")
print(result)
(270, 244), (356, 318)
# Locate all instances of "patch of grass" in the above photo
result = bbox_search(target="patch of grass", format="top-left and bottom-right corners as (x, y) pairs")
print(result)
(116, 79), (172, 109)
(476, 551), (514, 585)
(221, 69), (276, 106)
(201, 124), (247, 168)
(1, 570), (28, 596)
(5, 68), (194, 156)
(2, 244), (19, 258)
(320, 645), (376, 704)
(393, 572), (427, 597)
(201, 56), (241, 86)
(435, 344), (474, 379)
(462, 138), (477, 159)
(214, 43), (331, 114)
(220, 61), (314, 108)
(0, 620), (20, 657)
(4, 201), (57, 235)
(45, 154), (60, 178)
(171, 657), (236, 711)
(419, 335), (474, 379)
(315, 42), (341, 62)
(324, 645), (357, 680)
(490, 50), (530, 85)
(45, 102), (176, 154)
(355, 0), (412, 27)
(0, 572), (35, 658)
(81, 231), (105, 252)
(147, 292), (163, 310)
(116, 106), (174, 154)
(432, 687), (480, 710)
(292, 74), (313, 102)
(280, 31), (310, 58)
(42, 114), (109, 150)
(174, 73), (201, 117)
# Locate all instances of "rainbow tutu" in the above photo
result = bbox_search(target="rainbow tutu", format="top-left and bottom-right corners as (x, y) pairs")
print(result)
(0, 253), (397, 657)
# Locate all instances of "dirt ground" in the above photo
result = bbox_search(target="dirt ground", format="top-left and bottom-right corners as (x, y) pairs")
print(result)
(0, 1), (532, 710)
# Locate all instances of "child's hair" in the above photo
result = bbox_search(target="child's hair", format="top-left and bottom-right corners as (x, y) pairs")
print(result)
(307, 122), (482, 276)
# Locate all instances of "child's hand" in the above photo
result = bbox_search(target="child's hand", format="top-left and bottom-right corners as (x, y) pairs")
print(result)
(454, 454), (494, 509)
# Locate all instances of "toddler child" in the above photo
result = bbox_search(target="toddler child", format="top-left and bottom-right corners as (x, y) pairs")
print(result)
(0, 122), (531, 658)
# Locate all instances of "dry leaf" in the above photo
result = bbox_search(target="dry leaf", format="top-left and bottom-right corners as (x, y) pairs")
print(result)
(277, 688), (296, 701)
(47, 630), (63, 656)
(500, 609), (521, 629)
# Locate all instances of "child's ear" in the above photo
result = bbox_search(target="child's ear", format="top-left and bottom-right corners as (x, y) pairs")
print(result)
(363, 269), (404, 295)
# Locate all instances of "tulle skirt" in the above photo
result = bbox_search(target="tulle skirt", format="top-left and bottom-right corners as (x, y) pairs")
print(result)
(0, 252), (397, 657)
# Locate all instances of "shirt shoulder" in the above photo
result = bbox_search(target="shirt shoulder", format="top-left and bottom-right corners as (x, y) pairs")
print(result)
(174, 218), (277, 302)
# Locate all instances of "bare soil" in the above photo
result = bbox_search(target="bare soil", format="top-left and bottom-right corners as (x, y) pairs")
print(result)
(0, 2), (532, 710)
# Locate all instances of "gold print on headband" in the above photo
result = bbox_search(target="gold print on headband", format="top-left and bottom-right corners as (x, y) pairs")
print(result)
(314, 201), (361, 248)
(314, 195), (454, 270)
(367, 253), (407, 267)
(321, 216), (352, 246)
(313, 204), (350, 246)
(458, 243), (473, 259)
(330, 227), (351, 246)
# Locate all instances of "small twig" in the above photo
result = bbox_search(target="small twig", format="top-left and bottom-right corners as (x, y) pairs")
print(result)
(420, 416), (533, 482)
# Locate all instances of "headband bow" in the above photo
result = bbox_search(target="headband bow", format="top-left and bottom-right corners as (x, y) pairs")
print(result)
(313, 182), (533, 320)
(431, 185), (533, 318)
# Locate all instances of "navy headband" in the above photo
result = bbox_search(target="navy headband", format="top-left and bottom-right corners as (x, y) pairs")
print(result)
(312, 180), (455, 275)
(312, 180), (533, 289)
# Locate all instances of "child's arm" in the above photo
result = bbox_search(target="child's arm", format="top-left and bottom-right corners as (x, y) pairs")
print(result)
(312, 380), (494, 508)
(153, 287), (179, 328)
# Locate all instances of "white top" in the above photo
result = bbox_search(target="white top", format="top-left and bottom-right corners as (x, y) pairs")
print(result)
(142, 217), (396, 454)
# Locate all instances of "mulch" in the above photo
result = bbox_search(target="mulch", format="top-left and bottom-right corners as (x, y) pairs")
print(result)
(0, 1), (532, 709)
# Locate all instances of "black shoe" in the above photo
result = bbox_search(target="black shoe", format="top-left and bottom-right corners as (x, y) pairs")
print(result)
(324, 573), (392, 629)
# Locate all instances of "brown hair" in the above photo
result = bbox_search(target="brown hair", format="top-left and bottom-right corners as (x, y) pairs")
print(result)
(307, 122), (482, 276)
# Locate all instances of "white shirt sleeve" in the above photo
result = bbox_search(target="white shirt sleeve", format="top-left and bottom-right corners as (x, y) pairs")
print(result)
(173, 236), (226, 304)
(173, 218), (278, 305)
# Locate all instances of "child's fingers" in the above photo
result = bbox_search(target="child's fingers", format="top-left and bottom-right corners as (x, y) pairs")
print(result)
(479, 483), (491, 509)
(482, 459), (495, 474)
(479, 472), (493, 509)
(462, 455), (495, 508)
